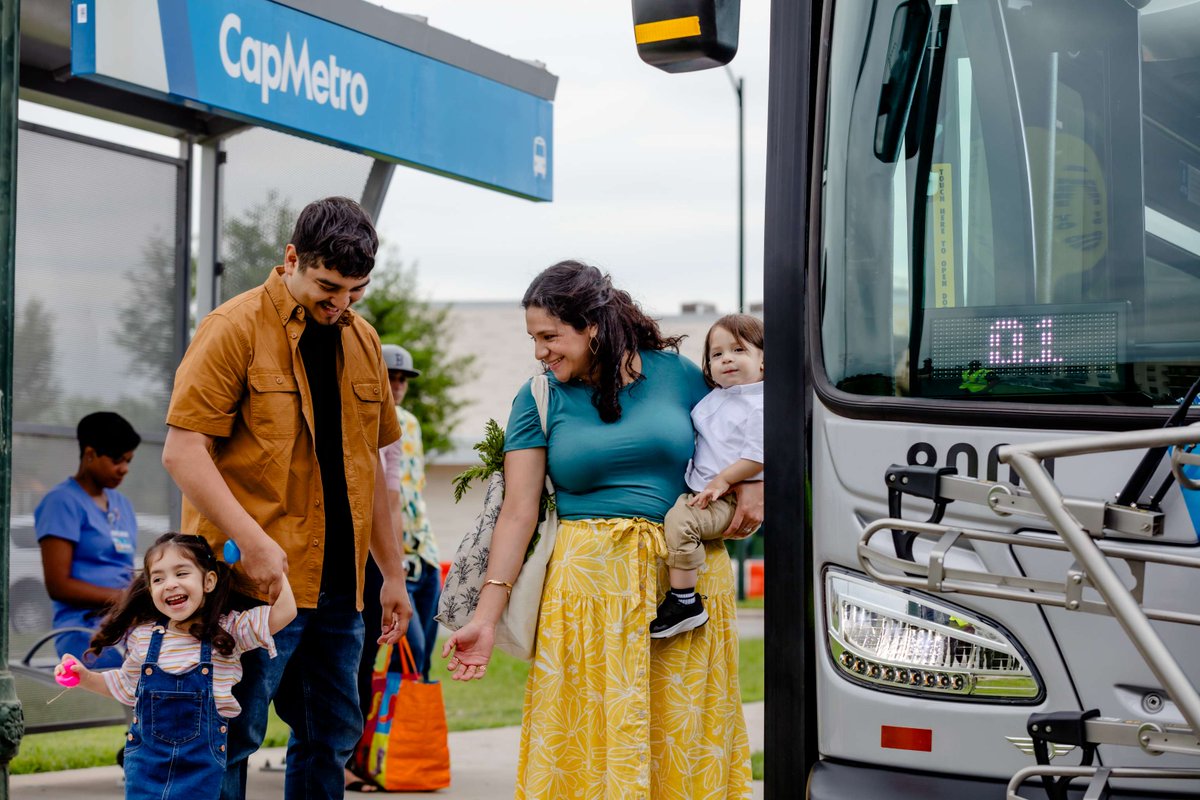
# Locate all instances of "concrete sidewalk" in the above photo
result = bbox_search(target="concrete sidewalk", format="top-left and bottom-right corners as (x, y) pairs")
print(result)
(16, 609), (766, 797)
(11, 702), (764, 798)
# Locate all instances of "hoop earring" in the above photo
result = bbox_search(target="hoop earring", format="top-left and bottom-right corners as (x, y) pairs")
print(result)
(589, 337), (600, 356)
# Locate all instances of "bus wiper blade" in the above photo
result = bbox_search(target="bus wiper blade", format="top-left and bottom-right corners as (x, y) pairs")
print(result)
(1116, 374), (1200, 509)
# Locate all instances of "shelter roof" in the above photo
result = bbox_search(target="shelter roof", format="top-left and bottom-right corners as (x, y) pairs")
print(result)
(19, 0), (557, 139)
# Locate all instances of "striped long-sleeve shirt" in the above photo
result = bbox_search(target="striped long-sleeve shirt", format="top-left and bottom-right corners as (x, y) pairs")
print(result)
(102, 606), (276, 718)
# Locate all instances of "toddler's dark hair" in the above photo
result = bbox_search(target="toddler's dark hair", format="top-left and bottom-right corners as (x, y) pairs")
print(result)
(702, 314), (765, 388)
(90, 533), (236, 658)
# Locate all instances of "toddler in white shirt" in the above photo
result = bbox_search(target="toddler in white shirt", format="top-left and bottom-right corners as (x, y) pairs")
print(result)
(651, 314), (764, 638)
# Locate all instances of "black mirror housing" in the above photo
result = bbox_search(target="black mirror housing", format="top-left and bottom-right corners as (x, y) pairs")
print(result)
(632, 0), (740, 73)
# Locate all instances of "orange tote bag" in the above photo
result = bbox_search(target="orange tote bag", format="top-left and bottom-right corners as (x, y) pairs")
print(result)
(352, 638), (451, 791)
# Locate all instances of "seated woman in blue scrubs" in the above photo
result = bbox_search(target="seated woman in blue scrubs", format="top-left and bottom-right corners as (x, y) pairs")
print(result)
(36, 412), (140, 668)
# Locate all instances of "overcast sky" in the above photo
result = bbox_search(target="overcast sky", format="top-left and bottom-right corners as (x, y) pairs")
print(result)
(19, 2), (770, 318)
(368, 1), (771, 316)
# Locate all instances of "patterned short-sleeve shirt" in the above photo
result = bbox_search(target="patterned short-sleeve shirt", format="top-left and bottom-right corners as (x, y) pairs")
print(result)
(381, 405), (438, 573)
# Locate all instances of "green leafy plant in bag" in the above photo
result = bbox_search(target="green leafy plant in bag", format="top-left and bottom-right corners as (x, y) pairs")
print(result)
(451, 420), (555, 560)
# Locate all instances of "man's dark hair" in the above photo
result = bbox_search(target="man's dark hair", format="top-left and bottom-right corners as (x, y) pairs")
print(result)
(290, 196), (379, 278)
(77, 411), (141, 459)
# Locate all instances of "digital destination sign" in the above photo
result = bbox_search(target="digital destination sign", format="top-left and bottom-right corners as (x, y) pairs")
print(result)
(927, 303), (1126, 381)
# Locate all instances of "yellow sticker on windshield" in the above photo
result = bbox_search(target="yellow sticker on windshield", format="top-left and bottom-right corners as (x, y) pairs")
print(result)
(634, 16), (702, 44)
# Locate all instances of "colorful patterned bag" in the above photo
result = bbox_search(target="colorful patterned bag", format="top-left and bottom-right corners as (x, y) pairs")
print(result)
(436, 374), (557, 660)
(351, 638), (450, 791)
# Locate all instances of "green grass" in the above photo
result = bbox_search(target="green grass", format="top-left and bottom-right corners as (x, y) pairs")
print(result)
(751, 750), (764, 780)
(739, 637), (764, 702)
(441, 647), (532, 731)
(11, 725), (127, 774)
(12, 637), (766, 774)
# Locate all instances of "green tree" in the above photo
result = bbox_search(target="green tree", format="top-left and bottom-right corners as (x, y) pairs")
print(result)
(114, 233), (179, 410)
(221, 191), (294, 301)
(12, 296), (61, 424)
(358, 250), (475, 456)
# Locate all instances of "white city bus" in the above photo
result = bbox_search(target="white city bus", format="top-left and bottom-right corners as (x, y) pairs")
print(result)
(636, 1), (1200, 797)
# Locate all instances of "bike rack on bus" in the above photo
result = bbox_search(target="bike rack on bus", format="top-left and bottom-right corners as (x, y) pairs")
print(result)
(858, 423), (1200, 800)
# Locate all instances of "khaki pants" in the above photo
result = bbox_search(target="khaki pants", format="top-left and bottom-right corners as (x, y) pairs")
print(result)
(664, 492), (737, 570)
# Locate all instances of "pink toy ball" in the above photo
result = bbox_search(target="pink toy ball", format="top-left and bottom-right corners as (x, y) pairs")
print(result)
(56, 655), (81, 688)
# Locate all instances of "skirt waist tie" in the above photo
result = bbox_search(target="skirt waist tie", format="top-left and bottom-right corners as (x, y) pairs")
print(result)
(604, 518), (667, 625)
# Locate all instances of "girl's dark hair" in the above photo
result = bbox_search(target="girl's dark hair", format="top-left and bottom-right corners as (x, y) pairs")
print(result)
(90, 533), (236, 658)
(290, 196), (379, 278)
(702, 314), (765, 388)
(522, 260), (683, 423)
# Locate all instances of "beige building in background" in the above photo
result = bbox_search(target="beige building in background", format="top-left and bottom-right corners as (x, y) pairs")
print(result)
(423, 301), (736, 562)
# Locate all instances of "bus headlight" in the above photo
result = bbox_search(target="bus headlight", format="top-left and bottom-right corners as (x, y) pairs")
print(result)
(825, 569), (1042, 702)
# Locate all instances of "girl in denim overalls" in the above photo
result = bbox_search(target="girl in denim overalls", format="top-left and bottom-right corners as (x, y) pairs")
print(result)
(57, 532), (297, 800)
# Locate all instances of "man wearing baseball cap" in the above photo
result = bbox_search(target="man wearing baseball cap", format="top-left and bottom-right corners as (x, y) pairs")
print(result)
(376, 345), (439, 676)
(380, 342), (421, 380)
(378, 344), (439, 672)
(349, 343), (443, 789)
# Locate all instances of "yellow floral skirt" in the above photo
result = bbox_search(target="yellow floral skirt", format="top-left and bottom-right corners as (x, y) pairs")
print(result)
(515, 518), (752, 800)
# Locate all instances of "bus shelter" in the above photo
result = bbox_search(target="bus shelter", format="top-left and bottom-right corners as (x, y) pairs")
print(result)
(0, 0), (555, 775)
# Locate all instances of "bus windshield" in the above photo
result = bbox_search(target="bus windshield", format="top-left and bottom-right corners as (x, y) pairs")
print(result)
(822, 0), (1200, 405)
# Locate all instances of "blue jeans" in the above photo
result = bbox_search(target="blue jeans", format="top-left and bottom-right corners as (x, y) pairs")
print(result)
(406, 563), (442, 681)
(221, 592), (364, 800)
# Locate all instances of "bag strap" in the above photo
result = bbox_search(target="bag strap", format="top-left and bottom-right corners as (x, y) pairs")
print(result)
(531, 374), (554, 495)
(371, 637), (421, 681)
(397, 637), (420, 678)
(531, 374), (550, 436)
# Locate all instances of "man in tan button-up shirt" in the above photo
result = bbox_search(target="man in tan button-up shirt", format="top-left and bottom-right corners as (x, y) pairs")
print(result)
(162, 196), (410, 800)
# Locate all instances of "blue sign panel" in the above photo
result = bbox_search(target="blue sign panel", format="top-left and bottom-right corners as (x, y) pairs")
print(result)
(71, 0), (553, 201)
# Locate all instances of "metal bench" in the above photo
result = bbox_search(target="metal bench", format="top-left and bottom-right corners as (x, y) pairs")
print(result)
(14, 627), (130, 734)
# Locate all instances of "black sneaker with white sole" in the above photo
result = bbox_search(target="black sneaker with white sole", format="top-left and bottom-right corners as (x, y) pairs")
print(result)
(650, 592), (708, 638)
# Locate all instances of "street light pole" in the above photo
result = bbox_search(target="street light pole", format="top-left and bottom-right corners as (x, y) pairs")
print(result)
(725, 66), (745, 314)
(725, 66), (749, 599)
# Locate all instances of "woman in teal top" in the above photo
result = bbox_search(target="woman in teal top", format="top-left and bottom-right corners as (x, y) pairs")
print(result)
(505, 348), (706, 521)
(444, 261), (759, 799)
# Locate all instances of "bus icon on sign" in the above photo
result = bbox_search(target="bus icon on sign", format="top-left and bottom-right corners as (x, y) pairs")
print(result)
(533, 136), (547, 178)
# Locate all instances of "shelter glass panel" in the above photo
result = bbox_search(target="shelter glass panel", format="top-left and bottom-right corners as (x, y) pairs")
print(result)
(10, 125), (182, 642)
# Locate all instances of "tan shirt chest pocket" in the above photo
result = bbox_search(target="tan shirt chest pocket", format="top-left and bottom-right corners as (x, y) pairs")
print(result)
(248, 370), (300, 439)
(352, 381), (385, 447)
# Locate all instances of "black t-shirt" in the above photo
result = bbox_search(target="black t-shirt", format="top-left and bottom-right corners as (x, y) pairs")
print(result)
(298, 322), (355, 597)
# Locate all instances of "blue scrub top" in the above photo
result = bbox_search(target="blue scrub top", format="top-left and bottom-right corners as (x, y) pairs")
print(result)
(34, 477), (137, 631)
(505, 350), (709, 523)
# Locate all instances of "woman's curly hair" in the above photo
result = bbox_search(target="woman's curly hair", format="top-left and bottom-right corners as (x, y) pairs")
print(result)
(522, 260), (683, 423)
(89, 532), (237, 658)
